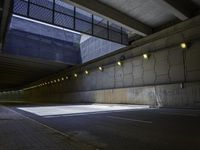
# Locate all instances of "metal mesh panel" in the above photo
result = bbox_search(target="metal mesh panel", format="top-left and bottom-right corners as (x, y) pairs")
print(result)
(93, 25), (108, 39)
(94, 15), (107, 28)
(55, 0), (74, 16)
(29, 4), (53, 23)
(75, 19), (92, 34)
(12, 0), (128, 45)
(30, 0), (53, 9)
(54, 12), (74, 29)
(109, 27), (121, 34)
(95, 21), (107, 28)
(13, 0), (28, 16)
(109, 30), (121, 43)
(109, 23), (121, 32)
(76, 8), (92, 22)
(122, 34), (128, 45)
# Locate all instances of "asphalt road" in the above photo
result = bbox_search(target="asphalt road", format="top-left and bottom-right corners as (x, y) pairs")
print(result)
(12, 105), (200, 150)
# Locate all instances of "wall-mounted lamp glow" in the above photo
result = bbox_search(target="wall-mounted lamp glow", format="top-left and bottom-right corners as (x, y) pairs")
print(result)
(117, 61), (122, 66)
(61, 77), (64, 81)
(50, 81), (53, 84)
(54, 80), (57, 83)
(66, 76), (69, 79)
(74, 73), (78, 78)
(85, 70), (89, 75)
(98, 66), (103, 71)
(143, 53), (150, 60)
(117, 55), (125, 66)
(57, 79), (60, 82)
(180, 42), (188, 49)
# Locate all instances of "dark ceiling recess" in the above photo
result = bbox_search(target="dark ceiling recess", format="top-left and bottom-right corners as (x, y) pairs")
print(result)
(0, 54), (69, 91)
(0, 0), (4, 8)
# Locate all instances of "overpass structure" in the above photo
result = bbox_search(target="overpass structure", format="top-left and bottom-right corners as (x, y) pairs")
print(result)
(0, 0), (200, 149)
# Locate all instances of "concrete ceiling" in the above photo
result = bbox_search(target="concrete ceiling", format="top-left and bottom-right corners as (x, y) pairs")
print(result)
(99, 0), (177, 28)
(66, 0), (199, 37)
(0, 54), (69, 91)
(191, 0), (200, 7)
(99, 0), (200, 26)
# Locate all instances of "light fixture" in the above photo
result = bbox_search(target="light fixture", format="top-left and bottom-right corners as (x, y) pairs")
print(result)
(117, 61), (122, 66)
(74, 73), (78, 78)
(117, 55), (125, 66)
(143, 53), (150, 60)
(66, 76), (69, 79)
(98, 66), (103, 71)
(85, 70), (89, 75)
(50, 81), (53, 84)
(180, 42), (187, 49)
(57, 79), (60, 82)
(61, 77), (64, 81)
(54, 80), (57, 83)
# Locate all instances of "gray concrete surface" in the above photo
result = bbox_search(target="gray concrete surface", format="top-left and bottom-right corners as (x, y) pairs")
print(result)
(0, 105), (98, 150)
(5, 104), (200, 150)
(80, 36), (125, 63)
(17, 104), (149, 116)
(4, 16), (81, 64)
(99, 0), (177, 27)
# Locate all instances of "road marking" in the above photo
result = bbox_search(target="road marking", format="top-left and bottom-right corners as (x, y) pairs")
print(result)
(107, 116), (152, 124)
(44, 115), (61, 118)
(159, 112), (199, 117)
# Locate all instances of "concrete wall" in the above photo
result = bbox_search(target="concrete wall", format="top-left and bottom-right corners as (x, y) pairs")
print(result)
(0, 15), (200, 108)
(80, 36), (125, 63)
(1, 82), (200, 108)
(3, 16), (81, 64)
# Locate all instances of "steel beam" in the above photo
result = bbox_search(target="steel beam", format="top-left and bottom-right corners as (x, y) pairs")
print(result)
(156, 0), (192, 21)
(0, 0), (12, 50)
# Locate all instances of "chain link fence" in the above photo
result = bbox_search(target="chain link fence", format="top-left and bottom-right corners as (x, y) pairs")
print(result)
(13, 0), (128, 45)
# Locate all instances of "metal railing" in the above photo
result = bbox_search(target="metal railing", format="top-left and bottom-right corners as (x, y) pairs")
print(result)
(13, 0), (128, 45)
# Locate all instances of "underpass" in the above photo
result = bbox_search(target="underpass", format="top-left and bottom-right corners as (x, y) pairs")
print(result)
(0, 0), (200, 149)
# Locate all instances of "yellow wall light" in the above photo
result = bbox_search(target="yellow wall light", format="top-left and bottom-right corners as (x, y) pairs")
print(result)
(180, 42), (188, 49)
(98, 66), (103, 71)
(143, 53), (150, 60)
(117, 61), (122, 66)
(85, 70), (89, 75)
